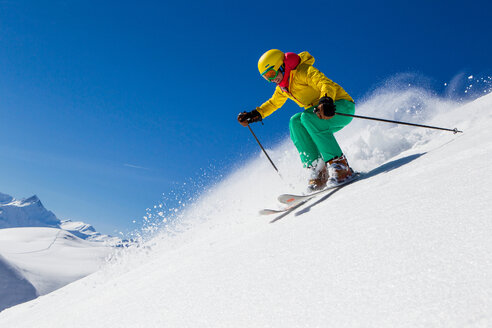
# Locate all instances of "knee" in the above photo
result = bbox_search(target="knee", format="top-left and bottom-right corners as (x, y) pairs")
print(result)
(289, 112), (303, 129)
(299, 111), (316, 127)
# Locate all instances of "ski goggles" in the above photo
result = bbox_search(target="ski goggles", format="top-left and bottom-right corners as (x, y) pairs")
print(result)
(261, 67), (280, 82)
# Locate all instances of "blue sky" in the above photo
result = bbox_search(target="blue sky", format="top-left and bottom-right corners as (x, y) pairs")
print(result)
(1, 0), (490, 235)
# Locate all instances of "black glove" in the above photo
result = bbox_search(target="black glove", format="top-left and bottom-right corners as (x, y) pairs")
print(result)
(315, 96), (336, 119)
(237, 109), (262, 126)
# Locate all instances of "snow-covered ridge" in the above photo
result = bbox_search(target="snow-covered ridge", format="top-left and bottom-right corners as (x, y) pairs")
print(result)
(0, 193), (119, 312)
(60, 220), (121, 244)
(0, 194), (59, 229)
(0, 193), (13, 204)
(0, 192), (118, 243)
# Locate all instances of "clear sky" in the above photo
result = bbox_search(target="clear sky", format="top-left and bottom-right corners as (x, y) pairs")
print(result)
(1, 0), (490, 235)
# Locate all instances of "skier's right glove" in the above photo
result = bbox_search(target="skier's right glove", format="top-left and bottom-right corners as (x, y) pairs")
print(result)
(315, 96), (336, 120)
(237, 109), (262, 127)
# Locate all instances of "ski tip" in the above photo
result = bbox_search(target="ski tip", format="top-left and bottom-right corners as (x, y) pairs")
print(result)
(277, 194), (301, 204)
(259, 209), (277, 215)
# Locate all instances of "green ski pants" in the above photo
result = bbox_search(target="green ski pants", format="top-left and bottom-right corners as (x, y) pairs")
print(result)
(289, 99), (355, 167)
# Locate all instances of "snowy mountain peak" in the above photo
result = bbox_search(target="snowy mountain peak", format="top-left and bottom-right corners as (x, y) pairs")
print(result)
(7, 195), (43, 208)
(60, 220), (121, 244)
(0, 192), (121, 244)
(0, 193), (14, 205)
(20, 195), (40, 206)
(0, 193), (59, 229)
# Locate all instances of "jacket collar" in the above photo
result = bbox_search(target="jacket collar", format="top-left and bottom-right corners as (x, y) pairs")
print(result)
(278, 52), (300, 91)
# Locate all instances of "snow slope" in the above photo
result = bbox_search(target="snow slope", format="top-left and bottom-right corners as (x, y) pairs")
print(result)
(0, 194), (119, 311)
(0, 91), (491, 327)
(0, 254), (37, 312)
(0, 228), (112, 294)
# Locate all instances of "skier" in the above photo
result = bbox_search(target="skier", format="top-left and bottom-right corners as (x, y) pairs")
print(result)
(237, 49), (356, 191)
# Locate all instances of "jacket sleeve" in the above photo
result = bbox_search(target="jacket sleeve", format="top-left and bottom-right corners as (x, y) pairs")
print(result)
(305, 65), (337, 101)
(257, 87), (288, 118)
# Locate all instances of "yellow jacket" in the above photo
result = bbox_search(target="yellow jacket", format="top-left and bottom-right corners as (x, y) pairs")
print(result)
(257, 52), (354, 118)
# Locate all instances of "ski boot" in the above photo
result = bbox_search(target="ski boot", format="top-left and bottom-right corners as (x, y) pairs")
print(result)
(307, 159), (328, 192)
(327, 154), (354, 184)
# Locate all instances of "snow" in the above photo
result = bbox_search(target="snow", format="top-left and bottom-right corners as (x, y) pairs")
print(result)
(0, 254), (37, 312)
(0, 194), (119, 311)
(0, 91), (491, 327)
(0, 193), (14, 204)
(0, 227), (114, 311)
(0, 195), (59, 229)
(60, 220), (121, 244)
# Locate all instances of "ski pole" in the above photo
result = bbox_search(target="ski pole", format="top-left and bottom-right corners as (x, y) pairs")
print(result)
(335, 112), (463, 134)
(247, 125), (281, 175)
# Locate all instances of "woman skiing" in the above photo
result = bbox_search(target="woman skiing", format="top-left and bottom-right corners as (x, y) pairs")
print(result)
(237, 49), (355, 191)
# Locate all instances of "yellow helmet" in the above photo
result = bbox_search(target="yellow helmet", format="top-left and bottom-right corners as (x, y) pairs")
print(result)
(258, 49), (284, 77)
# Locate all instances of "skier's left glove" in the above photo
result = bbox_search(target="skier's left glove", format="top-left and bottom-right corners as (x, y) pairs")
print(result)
(237, 109), (262, 127)
(315, 96), (336, 120)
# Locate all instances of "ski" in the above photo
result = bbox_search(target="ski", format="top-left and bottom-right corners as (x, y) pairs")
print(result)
(277, 173), (361, 206)
(259, 199), (309, 216)
(260, 199), (311, 223)
(259, 173), (361, 219)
